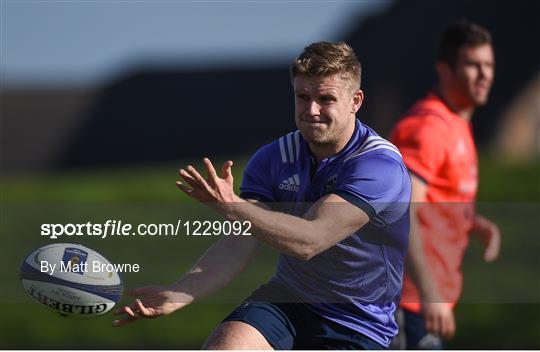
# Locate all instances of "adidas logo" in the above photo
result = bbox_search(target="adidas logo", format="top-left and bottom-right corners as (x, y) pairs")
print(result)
(279, 174), (300, 192)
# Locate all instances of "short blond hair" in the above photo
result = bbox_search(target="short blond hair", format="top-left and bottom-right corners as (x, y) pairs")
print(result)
(290, 41), (362, 91)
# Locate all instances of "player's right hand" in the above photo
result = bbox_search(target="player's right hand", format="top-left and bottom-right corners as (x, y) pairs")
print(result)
(422, 302), (455, 339)
(112, 285), (192, 327)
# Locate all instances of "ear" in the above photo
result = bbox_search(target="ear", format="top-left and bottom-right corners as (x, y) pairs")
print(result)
(435, 61), (452, 84)
(351, 90), (364, 114)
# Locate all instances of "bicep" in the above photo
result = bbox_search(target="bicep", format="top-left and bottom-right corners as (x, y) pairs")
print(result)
(305, 193), (370, 248)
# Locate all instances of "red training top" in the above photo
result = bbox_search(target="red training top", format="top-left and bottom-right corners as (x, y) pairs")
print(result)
(390, 92), (478, 313)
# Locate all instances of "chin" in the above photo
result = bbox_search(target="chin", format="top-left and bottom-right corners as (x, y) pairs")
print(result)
(301, 130), (329, 145)
(473, 96), (489, 106)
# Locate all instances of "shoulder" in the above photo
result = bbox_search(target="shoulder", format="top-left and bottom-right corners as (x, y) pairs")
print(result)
(339, 135), (408, 189)
(334, 136), (410, 217)
(342, 151), (407, 187)
(274, 130), (302, 164)
(389, 100), (454, 182)
(246, 130), (302, 171)
(345, 134), (403, 165)
(346, 131), (408, 181)
(390, 112), (451, 154)
(392, 94), (455, 139)
(393, 110), (450, 136)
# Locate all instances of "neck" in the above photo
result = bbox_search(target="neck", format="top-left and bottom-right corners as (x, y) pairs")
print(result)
(435, 85), (474, 121)
(309, 120), (356, 164)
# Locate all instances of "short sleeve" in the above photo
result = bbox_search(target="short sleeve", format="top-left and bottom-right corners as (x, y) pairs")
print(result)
(334, 154), (408, 219)
(240, 143), (275, 202)
(390, 117), (447, 184)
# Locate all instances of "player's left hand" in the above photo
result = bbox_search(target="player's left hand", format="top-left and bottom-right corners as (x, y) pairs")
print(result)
(470, 215), (501, 262)
(176, 158), (239, 208)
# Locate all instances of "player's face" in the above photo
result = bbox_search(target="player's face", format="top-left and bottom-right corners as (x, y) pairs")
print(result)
(293, 74), (362, 146)
(450, 44), (495, 107)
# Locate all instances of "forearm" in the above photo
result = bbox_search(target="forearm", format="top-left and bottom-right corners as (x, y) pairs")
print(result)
(170, 235), (257, 303)
(406, 208), (440, 302)
(226, 198), (322, 260)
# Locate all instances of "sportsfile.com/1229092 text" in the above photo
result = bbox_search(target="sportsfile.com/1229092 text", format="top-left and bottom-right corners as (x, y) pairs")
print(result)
(40, 220), (253, 239)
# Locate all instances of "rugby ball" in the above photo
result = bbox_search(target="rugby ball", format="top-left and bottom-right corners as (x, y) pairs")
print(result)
(20, 243), (123, 317)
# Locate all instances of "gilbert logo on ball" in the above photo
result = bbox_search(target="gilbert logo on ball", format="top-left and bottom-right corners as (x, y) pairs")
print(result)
(20, 243), (123, 317)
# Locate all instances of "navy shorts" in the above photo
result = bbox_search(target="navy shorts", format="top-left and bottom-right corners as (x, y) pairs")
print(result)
(223, 281), (384, 350)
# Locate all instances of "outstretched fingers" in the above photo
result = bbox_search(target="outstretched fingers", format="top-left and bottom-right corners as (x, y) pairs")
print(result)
(112, 287), (154, 327)
(185, 165), (213, 194)
(179, 168), (199, 189)
(203, 158), (220, 184)
(112, 299), (158, 327)
(175, 181), (193, 196)
(112, 305), (139, 327)
(221, 160), (233, 180)
(135, 298), (154, 317)
(177, 168), (202, 198)
(176, 159), (236, 203)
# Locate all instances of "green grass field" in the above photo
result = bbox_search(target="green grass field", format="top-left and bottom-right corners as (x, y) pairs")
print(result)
(1, 156), (539, 348)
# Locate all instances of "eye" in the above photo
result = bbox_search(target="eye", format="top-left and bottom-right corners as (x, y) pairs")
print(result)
(320, 95), (336, 103)
(296, 94), (310, 101)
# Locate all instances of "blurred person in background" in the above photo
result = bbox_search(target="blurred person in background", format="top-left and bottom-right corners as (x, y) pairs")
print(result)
(389, 19), (502, 349)
(113, 41), (411, 350)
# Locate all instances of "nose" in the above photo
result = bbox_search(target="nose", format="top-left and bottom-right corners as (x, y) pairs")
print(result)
(479, 66), (487, 79)
(479, 63), (493, 81)
(307, 100), (321, 116)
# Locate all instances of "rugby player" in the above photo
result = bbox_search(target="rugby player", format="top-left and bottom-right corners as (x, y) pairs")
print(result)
(113, 41), (411, 350)
(390, 20), (502, 349)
